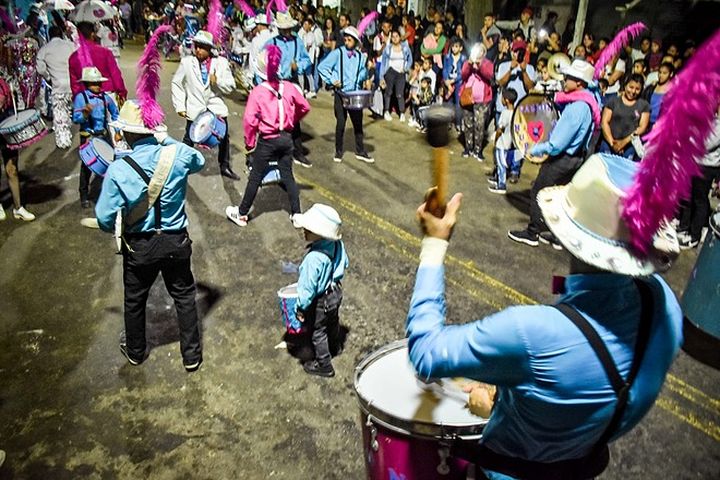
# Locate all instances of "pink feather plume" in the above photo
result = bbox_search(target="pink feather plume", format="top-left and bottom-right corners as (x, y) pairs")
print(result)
(76, 34), (94, 69)
(274, 0), (288, 12)
(594, 22), (646, 79)
(234, 0), (256, 18)
(136, 24), (173, 129)
(207, 0), (226, 46)
(266, 44), (282, 83)
(265, 0), (275, 20)
(622, 28), (720, 255)
(357, 11), (379, 38)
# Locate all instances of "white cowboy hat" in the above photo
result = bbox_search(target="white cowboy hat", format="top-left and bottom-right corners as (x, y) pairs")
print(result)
(80, 66), (108, 83)
(274, 11), (297, 29)
(254, 13), (270, 26)
(243, 17), (257, 31)
(292, 204), (343, 240)
(560, 58), (595, 84)
(538, 153), (679, 276)
(109, 100), (168, 134)
(192, 30), (214, 47)
(342, 26), (361, 42)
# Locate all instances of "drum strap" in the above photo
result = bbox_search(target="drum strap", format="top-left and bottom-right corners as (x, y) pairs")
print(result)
(338, 48), (363, 91)
(81, 90), (109, 131)
(259, 82), (285, 132)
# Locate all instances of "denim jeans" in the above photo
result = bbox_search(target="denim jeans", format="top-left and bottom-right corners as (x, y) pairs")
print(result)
(494, 148), (510, 189)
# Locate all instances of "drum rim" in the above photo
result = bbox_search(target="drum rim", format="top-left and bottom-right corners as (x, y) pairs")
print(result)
(277, 282), (298, 298)
(0, 109), (42, 130)
(511, 94), (559, 157)
(189, 111), (216, 142)
(354, 339), (487, 439)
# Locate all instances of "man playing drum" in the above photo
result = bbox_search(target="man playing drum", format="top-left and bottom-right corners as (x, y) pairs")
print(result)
(508, 59), (600, 250)
(171, 30), (240, 180)
(317, 26), (374, 165)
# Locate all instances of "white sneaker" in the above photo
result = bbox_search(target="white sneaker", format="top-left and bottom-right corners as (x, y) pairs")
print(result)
(12, 207), (35, 222)
(384, 112), (392, 121)
(225, 206), (248, 227)
(355, 152), (375, 164)
(400, 113), (406, 122)
(407, 118), (418, 128)
(333, 153), (343, 163)
(0, 207), (5, 221)
(307, 91), (317, 99)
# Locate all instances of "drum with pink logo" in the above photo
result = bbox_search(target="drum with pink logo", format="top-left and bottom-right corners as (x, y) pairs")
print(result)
(354, 340), (487, 480)
(511, 94), (558, 163)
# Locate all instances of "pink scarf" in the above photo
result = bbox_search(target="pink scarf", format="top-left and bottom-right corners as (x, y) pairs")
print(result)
(555, 89), (601, 127)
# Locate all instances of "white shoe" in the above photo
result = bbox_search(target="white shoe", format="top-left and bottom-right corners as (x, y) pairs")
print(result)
(333, 153), (343, 163)
(384, 112), (392, 121)
(225, 206), (248, 227)
(307, 91), (317, 99)
(12, 206), (35, 222)
(0, 207), (5, 221)
(407, 118), (418, 128)
(355, 152), (375, 164)
(400, 113), (406, 122)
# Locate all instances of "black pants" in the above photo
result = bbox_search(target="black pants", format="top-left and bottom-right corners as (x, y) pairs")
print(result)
(383, 68), (406, 113)
(122, 230), (201, 363)
(334, 94), (365, 155)
(679, 165), (720, 241)
(238, 132), (301, 215)
(305, 285), (343, 366)
(528, 153), (584, 234)
(182, 118), (230, 171)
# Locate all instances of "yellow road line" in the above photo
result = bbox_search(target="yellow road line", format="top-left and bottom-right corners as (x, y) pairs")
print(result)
(655, 397), (720, 442)
(665, 376), (720, 414)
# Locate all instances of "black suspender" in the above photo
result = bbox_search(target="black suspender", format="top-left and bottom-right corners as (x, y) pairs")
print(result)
(81, 90), (109, 131)
(553, 279), (655, 451)
(338, 48), (362, 91)
(122, 156), (162, 231)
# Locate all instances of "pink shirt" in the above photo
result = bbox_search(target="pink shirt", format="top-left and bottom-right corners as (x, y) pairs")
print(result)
(243, 81), (310, 149)
(68, 42), (127, 99)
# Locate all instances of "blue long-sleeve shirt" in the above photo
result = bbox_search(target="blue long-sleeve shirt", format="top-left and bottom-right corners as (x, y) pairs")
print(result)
(406, 239), (682, 463)
(95, 136), (205, 233)
(72, 89), (119, 134)
(530, 100), (593, 157)
(265, 34), (312, 79)
(296, 239), (349, 311)
(317, 47), (368, 92)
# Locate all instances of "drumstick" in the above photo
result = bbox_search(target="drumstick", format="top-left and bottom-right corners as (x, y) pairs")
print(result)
(424, 106), (455, 218)
(9, 83), (17, 119)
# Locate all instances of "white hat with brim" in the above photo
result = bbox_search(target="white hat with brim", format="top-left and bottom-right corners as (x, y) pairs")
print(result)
(254, 13), (270, 26)
(560, 58), (595, 84)
(292, 204), (342, 240)
(109, 100), (167, 135)
(275, 11), (298, 29)
(342, 26), (361, 42)
(244, 18), (257, 31)
(192, 30), (215, 47)
(538, 153), (679, 276)
(80, 66), (108, 83)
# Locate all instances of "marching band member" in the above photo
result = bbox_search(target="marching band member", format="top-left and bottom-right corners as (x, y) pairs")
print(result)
(225, 45), (309, 228)
(317, 26), (374, 164)
(171, 30), (240, 180)
(508, 59), (601, 249)
(249, 14), (273, 84)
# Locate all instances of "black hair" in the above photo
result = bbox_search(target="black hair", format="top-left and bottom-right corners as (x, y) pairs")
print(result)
(598, 78), (609, 89)
(502, 88), (518, 104)
(624, 73), (645, 90)
(659, 62), (676, 74)
(48, 25), (63, 39)
(547, 11), (558, 20)
(450, 36), (463, 47)
(484, 12), (495, 19)
(77, 21), (95, 39)
(421, 76), (432, 83)
(339, 13), (351, 24)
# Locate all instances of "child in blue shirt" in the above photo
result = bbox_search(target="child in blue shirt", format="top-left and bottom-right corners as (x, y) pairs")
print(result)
(72, 66), (119, 208)
(293, 204), (349, 378)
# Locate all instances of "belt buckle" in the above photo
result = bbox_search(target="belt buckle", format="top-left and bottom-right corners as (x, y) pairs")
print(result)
(154, 229), (162, 235)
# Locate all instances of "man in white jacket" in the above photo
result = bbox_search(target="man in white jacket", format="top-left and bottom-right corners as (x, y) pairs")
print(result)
(171, 30), (239, 180)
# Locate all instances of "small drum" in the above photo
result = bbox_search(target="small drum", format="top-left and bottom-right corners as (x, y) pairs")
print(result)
(355, 340), (487, 480)
(512, 94), (558, 163)
(79, 137), (115, 176)
(339, 90), (374, 110)
(189, 111), (227, 149)
(0, 109), (48, 150)
(681, 212), (720, 369)
(278, 283), (304, 334)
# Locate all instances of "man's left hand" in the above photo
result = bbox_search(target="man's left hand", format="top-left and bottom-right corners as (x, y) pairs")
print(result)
(416, 192), (463, 240)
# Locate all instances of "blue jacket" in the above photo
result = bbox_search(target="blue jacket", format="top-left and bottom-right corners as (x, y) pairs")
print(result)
(297, 239), (349, 311)
(406, 238), (682, 463)
(317, 47), (368, 93)
(265, 34), (312, 79)
(95, 136), (205, 233)
(72, 90), (119, 134)
(442, 52), (467, 85)
(530, 100), (594, 157)
(380, 41), (413, 77)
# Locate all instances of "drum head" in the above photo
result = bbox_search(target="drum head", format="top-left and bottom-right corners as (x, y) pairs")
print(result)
(0, 109), (38, 129)
(512, 95), (558, 158)
(189, 112), (215, 143)
(355, 340), (486, 439)
(277, 283), (298, 298)
(92, 138), (115, 160)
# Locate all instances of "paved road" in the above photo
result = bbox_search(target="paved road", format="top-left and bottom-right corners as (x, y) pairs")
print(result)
(0, 43), (718, 479)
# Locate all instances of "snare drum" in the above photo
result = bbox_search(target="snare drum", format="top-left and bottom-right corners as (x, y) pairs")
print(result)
(278, 283), (304, 334)
(339, 90), (374, 110)
(189, 111), (227, 149)
(511, 94), (558, 162)
(355, 340), (487, 479)
(0, 109), (49, 150)
(79, 137), (115, 176)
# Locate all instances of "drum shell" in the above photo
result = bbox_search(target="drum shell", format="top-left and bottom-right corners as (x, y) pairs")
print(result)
(0, 109), (48, 150)
(189, 112), (227, 149)
(79, 138), (114, 177)
(340, 90), (374, 110)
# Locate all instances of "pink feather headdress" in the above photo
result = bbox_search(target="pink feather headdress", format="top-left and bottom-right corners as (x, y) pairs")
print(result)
(136, 24), (173, 129)
(76, 34), (94, 69)
(274, 0), (288, 12)
(593, 22), (646, 79)
(622, 28), (720, 255)
(233, 0), (256, 18)
(357, 11), (379, 38)
(266, 44), (282, 83)
(265, 0), (275, 23)
(207, 0), (227, 46)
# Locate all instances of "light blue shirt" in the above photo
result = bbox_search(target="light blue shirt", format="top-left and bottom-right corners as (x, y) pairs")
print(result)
(296, 239), (349, 311)
(530, 100), (593, 157)
(266, 34), (312, 79)
(95, 136), (205, 233)
(406, 265), (682, 463)
(317, 47), (368, 93)
(72, 90), (119, 134)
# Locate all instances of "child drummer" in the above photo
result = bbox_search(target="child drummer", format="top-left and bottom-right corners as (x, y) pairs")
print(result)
(72, 66), (119, 209)
(293, 204), (349, 378)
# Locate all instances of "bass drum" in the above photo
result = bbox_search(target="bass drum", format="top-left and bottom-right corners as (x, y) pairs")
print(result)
(511, 94), (558, 163)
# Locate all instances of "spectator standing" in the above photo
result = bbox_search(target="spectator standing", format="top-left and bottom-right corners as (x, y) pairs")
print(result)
(119, 0), (133, 39)
(380, 30), (413, 121)
(421, 21), (448, 75)
(643, 62), (674, 129)
(599, 74), (650, 161)
(496, 7), (536, 43)
(479, 13), (501, 62)
(443, 38), (467, 131)
(300, 17), (321, 98)
(460, 47), (494, 160)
